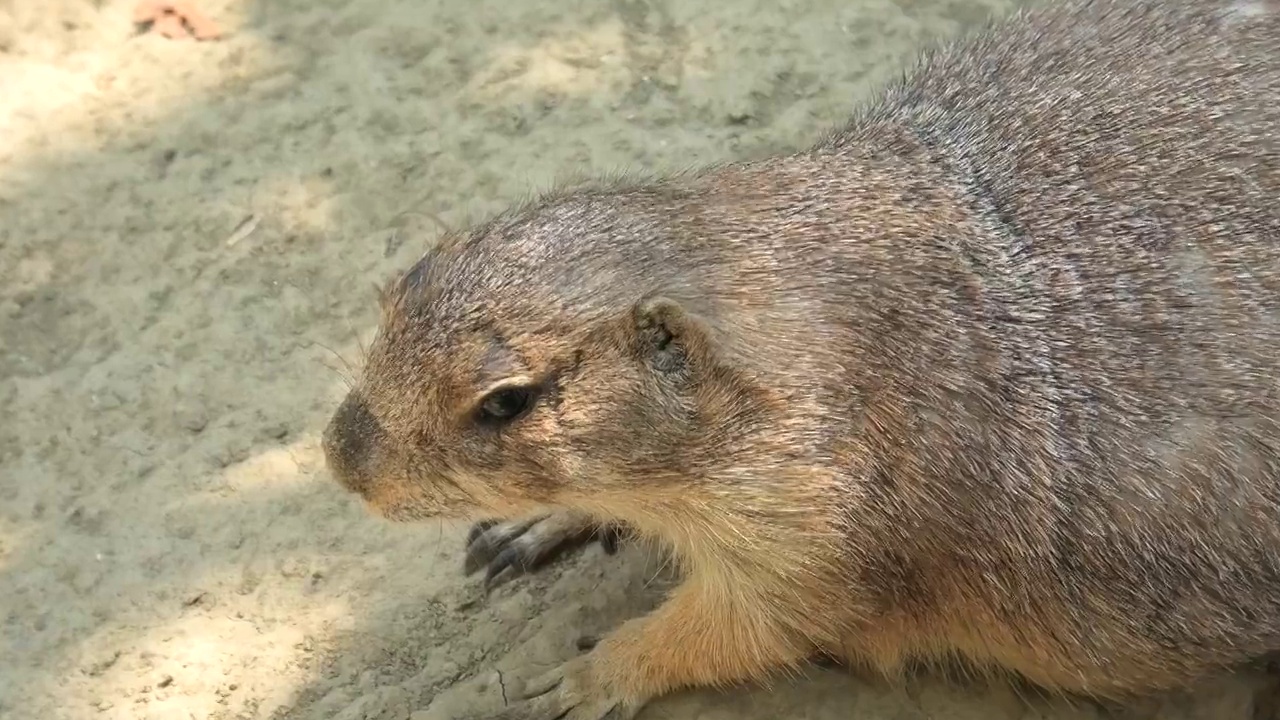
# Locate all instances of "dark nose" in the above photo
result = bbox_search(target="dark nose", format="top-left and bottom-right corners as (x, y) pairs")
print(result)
(322, 394), (383, 495)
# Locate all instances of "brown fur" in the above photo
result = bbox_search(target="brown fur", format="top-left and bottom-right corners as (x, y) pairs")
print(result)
(322, 0), (1280, 714)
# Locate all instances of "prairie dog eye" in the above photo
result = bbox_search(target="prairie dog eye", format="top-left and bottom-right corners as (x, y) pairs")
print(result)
(477, 385), (537, 424)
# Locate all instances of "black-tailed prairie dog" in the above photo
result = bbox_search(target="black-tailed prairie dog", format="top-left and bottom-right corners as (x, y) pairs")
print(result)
(322, 0), (1280, 717)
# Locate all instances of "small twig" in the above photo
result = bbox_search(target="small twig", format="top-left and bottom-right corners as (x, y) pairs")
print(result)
(224, 214), (260, 247)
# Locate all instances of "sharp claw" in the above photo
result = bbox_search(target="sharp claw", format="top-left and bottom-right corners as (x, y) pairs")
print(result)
(463, 550), (484, 576)
(522, 672), (564, 699)
(484, 546), (524, 588)
(463, 540), (494, 576)
(464, 519), (506, 576)
(467, 518), (499, 546)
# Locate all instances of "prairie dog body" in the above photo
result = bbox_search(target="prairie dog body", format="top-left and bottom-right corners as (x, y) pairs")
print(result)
(323, 0), (1280, 717)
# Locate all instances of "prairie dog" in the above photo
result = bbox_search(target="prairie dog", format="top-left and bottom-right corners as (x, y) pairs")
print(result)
(322, 0), (1280, 717)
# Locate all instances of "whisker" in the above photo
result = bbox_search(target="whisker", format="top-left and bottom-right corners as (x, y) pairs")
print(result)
(315, 340), (361, 384)
(400, 210), (454, 237)
(313, 351), (355, 390)
(642, 538), (675, 591)
(341, 315), (369, 367)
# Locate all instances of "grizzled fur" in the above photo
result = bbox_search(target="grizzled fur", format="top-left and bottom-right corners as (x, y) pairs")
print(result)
(324, 0), (1280, 715)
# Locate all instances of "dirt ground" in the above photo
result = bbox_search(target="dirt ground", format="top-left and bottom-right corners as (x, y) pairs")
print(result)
(2, 1), (1280, 719)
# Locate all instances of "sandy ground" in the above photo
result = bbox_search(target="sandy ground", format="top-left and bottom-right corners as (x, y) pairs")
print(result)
(3, 1), (1280, 719)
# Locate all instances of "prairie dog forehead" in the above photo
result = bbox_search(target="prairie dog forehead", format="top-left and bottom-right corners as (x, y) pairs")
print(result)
(366, 276), (574, 416)
(367, 196), (646, 399)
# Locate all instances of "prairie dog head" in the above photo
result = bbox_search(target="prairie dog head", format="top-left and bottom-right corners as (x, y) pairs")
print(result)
(321, 187), (767, 524)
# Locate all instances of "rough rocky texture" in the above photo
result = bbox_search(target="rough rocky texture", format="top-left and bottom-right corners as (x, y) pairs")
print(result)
(1, 1), (1277, 719)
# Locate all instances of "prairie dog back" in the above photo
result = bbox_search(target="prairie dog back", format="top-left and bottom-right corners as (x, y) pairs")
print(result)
(805, 0), (1280, 693)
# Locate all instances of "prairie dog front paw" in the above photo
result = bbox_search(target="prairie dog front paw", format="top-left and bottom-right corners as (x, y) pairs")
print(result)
(464, 511), (622, 588)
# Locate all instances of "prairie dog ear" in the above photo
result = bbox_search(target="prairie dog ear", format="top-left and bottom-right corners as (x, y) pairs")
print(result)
(632, 294), (709, 372)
